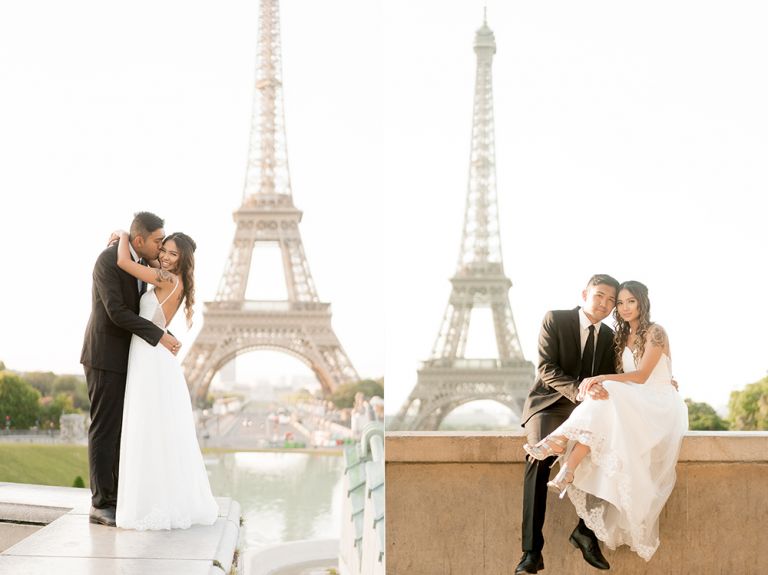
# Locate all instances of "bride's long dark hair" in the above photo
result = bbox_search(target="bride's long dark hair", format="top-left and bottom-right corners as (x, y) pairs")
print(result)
(164, 232), (196, 328)
(613, 280), (652, 372)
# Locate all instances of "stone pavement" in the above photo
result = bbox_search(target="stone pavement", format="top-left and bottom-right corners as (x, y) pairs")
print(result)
(0, 482), (240, 575)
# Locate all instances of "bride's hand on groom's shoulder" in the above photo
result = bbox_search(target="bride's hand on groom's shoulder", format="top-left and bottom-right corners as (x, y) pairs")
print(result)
(107, 229), (127, 247)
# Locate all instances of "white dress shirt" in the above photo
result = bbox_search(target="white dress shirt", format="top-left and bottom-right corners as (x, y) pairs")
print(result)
(578, 307), (602, 354)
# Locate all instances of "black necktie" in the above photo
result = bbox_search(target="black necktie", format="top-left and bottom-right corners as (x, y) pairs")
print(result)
(137, 258), (146, 294)
(580, 324), (596, 380)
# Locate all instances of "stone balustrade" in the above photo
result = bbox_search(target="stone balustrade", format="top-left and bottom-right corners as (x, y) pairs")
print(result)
(340, 422), (385, 575)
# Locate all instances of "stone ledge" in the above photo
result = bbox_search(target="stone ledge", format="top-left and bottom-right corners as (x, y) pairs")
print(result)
(213, 514), (240, 574)
(385, 431), (768, 463)
(385, 432), (768, 574)
(241, 538), (338, 575)
(0, 556), (226, 575)
(0, 524), (39, 554)
(0, 483), (91, 515)
(0, 483), (239, 575)
(0, 502), (68, 525)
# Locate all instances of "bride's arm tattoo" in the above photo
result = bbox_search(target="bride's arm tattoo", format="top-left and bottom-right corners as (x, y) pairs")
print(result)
(154, 268), (176, 284)
(649, 324), (667, 348)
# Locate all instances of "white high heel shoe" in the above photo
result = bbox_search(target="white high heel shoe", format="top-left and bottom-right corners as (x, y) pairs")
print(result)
(547, 463), (575, 499)
(523, 435), (567, 462)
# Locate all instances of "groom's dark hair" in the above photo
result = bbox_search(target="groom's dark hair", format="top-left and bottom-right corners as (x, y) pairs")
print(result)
(586, 274), (619, 291)
(130, 211), (164, 240)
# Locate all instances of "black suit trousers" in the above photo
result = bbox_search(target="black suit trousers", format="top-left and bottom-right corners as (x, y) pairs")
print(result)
(84, 366), (126, 509)
(521, 396), (596, 552)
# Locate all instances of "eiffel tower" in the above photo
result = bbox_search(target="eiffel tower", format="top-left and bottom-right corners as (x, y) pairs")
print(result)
(182, 0), (359, 404)
(391, 14), (534, 431)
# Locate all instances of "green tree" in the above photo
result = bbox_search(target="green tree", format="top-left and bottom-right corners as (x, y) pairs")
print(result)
(53, 375), (90, 411)
(72, 476), (86, 488)
(39, 393), (76, 430)
(0, 360), (6, 371)
(0, 372), (41, 429)
(728, 376), (768, 430)
(685, 398), (728, 430)
(330, 379), (384, 409)
(22, 371), (57, 397)
(53, 375), (78, 393)
(282, 388), (314, 404)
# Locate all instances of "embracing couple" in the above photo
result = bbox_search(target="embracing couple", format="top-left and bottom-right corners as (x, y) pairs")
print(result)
(515, 274), (688, 573)
(80, 211), (218, 530)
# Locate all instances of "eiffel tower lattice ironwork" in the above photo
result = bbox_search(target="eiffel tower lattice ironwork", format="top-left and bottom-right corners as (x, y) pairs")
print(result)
(391, 14), (534, 431)
(182, 0), (359, 404)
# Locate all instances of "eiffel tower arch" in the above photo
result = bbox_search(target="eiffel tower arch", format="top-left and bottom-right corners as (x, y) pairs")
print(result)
(398, 366), (533, 430)
(391, 14), (534, 431)
(182, 0), (358, 404)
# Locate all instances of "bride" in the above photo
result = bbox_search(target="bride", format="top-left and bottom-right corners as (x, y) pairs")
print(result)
(114, 230), (219, 530)
(523, 281), (688, 561)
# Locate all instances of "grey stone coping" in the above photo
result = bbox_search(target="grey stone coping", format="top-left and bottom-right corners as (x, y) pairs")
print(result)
(241, 539), (338, 575)
(385, 431), (768, 463)
(0, 524), (40, 554)
(0, 483), (91, 515)
(0, 502), (68, 525)
(0, 556), (226, 574)
(0, 483), (240, 575)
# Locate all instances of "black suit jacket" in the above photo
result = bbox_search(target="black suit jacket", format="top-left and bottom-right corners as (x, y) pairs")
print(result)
(520, 307), (616, 426)
(80, 244), (164, 373)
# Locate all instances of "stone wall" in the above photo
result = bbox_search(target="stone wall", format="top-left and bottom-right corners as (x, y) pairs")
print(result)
(58, 414), (87, 444)
(385, 432), (768, 575)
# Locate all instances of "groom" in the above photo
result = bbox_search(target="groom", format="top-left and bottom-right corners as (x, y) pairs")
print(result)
(80, 211), (181, 527)
(515, 274), (619, 573)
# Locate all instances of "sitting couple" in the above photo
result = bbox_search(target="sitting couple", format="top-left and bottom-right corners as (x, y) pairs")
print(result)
(516, 274), (688, 573)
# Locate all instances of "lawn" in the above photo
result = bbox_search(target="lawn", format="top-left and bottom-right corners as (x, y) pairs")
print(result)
(0, 443), (89, 487)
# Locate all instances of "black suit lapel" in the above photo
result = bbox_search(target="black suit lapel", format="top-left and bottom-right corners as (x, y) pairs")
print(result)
(594, 324), (612, 372)
(568, 308), (582, 367)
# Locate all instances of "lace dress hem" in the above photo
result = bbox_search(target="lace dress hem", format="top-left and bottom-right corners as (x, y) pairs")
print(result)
(556, 427), (659, 561)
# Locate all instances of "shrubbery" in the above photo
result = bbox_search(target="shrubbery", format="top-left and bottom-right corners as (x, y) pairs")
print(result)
(0, 364), (87, 430)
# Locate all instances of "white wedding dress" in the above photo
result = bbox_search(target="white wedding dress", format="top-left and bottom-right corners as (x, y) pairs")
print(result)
(116, 284), (219, 530)
(551, 347), (688, 560)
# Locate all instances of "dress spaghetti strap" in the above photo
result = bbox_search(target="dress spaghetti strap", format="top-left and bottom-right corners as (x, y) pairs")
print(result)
(158, 278), (180, 307)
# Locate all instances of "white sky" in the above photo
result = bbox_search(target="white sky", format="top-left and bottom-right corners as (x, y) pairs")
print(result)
(0, 1), (388, 384)
(1, 2), (766, 417)
(381, 0), (768, 415)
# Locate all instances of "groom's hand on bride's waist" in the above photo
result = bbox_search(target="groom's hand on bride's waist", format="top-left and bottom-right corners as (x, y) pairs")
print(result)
(160, 333), (182, 356)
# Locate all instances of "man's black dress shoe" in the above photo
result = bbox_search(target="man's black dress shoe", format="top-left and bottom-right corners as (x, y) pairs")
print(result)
(89, 506), (116, 527)
(569, 524), (610, 570)
(515, 551), (544, 574)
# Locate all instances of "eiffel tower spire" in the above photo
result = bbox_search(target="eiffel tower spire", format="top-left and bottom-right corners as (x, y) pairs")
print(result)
(392, 14), (534, 431)
(215, 0), (317, 304)
(431, 15), (525, 365)
(243, 0), (292, 202)
(458, 14), (502, 271)
(182, 0), (358, 403)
